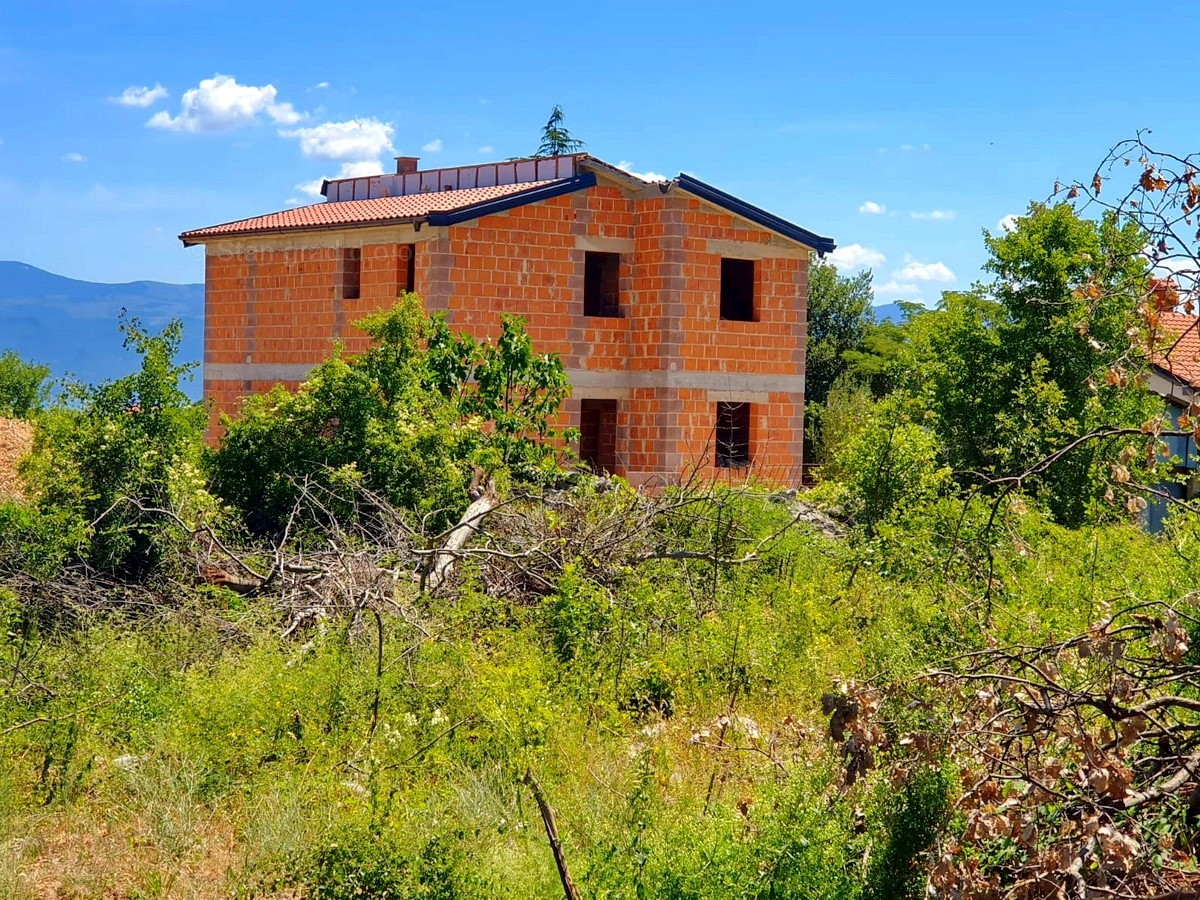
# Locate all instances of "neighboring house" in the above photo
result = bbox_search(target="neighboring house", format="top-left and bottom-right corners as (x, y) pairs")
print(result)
(180, 154), (834, 486)
(1147, 308), (1200, 530)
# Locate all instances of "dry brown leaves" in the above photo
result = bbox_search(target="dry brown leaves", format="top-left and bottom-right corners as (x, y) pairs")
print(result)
(826, 602), (1200, 899)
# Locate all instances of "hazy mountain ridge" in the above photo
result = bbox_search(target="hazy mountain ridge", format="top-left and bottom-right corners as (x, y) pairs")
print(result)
(0, 261), (203, 397)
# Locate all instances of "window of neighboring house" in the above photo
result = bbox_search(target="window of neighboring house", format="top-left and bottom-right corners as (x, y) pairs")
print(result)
(340, 248), (362, 300)
(579, 399), (618, 473)
(715, 401), (752, 468)
(720, 257), (755, 321)
(584, 251), (622, 317)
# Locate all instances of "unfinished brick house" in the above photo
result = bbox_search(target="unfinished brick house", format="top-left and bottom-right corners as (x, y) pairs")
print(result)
(180, 154), (834, 485)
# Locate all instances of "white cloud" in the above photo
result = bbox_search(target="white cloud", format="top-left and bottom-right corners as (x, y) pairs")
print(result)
(337, 160), (384, 178)
(285, 196), (303, 206)
(296, 160), (386, 198)
(877, 143), (930, 154)
(313, 81), (330, 90)
(147, 74), (301, 132)
(61, 152), (86, 164)
(616, 160), (668, 182)
(876, 280), (921, 296)
(110, 83), (168, 108)
(477, 145), (494, 155)
(828, 243), (886, 271)
(422, 138), (443, 153)
(998, 214), (1019, 232)
(910, 209), (957, 221)
(895, 258), (955, 282)
(858, 200), (886, 215)
(283, 117), (393, 162)
(297, 178), (326, 198)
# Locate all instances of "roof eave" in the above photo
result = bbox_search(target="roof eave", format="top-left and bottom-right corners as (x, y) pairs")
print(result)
(180, 174), (597, 246)
(180, 213), (427, 246)
(674, 173), (836, 256)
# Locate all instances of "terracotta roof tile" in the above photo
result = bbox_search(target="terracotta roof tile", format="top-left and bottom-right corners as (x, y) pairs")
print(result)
(1153, 311), (1200, 388)
(181, 179), (561, 242)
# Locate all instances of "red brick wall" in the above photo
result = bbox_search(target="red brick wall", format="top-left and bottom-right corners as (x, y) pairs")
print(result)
(200, 183), (808, 483)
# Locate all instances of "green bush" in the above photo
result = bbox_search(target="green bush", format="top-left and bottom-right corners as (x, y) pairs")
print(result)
(863, 767), (951, 900)
(0, 350), (51, 417)
(289, 828), (490, 900)
(211, 296), (573, 538)
(19, 315), (208, 578)
(840, 398), (951, 535)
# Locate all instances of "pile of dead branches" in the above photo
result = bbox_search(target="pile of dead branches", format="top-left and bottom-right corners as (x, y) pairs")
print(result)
(830, 601), (1200, 899)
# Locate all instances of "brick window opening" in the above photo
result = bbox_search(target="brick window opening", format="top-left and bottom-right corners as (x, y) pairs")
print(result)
(584, 251), (622, 317)
(580, 399), (618, 473)
(399, 246), (416, 295)
(340, 248), (361, 300)
(716, 401), (752, 468)
(720, 257), (755, 321)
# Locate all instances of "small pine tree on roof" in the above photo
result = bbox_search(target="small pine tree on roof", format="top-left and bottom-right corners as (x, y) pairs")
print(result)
(535, 105), (585, 157)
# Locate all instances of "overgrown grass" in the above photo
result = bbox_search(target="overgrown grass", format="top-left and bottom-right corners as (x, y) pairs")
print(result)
(0, 492), (1193, 898)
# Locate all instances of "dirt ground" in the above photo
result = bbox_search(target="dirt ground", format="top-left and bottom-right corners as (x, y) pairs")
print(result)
(0, 418), (33, 500)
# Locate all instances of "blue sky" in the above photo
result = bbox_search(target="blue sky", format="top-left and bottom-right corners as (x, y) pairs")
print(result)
(1, 0), (1198, 306)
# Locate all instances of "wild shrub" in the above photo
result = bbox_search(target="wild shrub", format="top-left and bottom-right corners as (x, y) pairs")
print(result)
(0, 349), (51, 418)
(862, 767), (951, 900)
(211, 295), (573, 538)
(20, 315), (209, 579)
(840, 397), (951, 536)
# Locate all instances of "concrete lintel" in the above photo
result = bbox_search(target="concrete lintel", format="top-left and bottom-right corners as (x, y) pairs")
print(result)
(567, 368), (804, 394)
(570, 386), (631, 400)
(203, 224), (449, 256)
(204, 364), (805, 396)
(206, 363), (315, 382)
(706, 390), (772, 404)
(705, 238), (808, 260)
(575, 235), (635, 255)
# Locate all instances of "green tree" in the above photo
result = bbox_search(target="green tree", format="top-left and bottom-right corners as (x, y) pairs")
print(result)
(897, 204), (1161, 526)
(805, 261), (875, 408)
(842, 301), (930, 397)
(534, 104), (584, 157)
(0, 350), (51, 418)
(22, 316), (208, 577)
(211, 296), (573, 538)
(804, 261), (875, 462)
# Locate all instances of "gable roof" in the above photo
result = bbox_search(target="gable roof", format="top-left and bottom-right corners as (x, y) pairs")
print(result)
(1152, 311), (1200, 389)
(179, 155), (835, 253)
(180, 175), (594, 245)
(675, 173), (835, 255)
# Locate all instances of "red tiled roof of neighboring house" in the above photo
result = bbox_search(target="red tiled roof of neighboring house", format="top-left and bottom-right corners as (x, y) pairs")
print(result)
(180, 179), (562, 243)
(1152, 311), (1200, 388)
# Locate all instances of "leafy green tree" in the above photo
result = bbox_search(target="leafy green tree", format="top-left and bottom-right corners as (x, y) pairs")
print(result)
(804, 262), (875, 462)
(0, 350), (51, 418)
(211, 296), (573, 538)
(842, 302), (930, 397)
(22, 316), (208, 578)
(841, 396), (951, 535)
(897, 204), (1161, 526)
(805, 261), (875, 408)
(534, 104), (584, 157)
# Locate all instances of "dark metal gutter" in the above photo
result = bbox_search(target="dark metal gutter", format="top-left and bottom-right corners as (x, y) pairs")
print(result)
(675, 173), (836, 256)
(426, 172), (596, 226)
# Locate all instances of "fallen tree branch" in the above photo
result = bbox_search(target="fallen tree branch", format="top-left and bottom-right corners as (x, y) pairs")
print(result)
(523, 769), (581, 900)
(422, 484), (498, 595)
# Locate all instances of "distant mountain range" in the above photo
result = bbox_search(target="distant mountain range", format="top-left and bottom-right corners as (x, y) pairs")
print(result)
(0, 261), (203, 399)
(873, 301), (929, 323)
